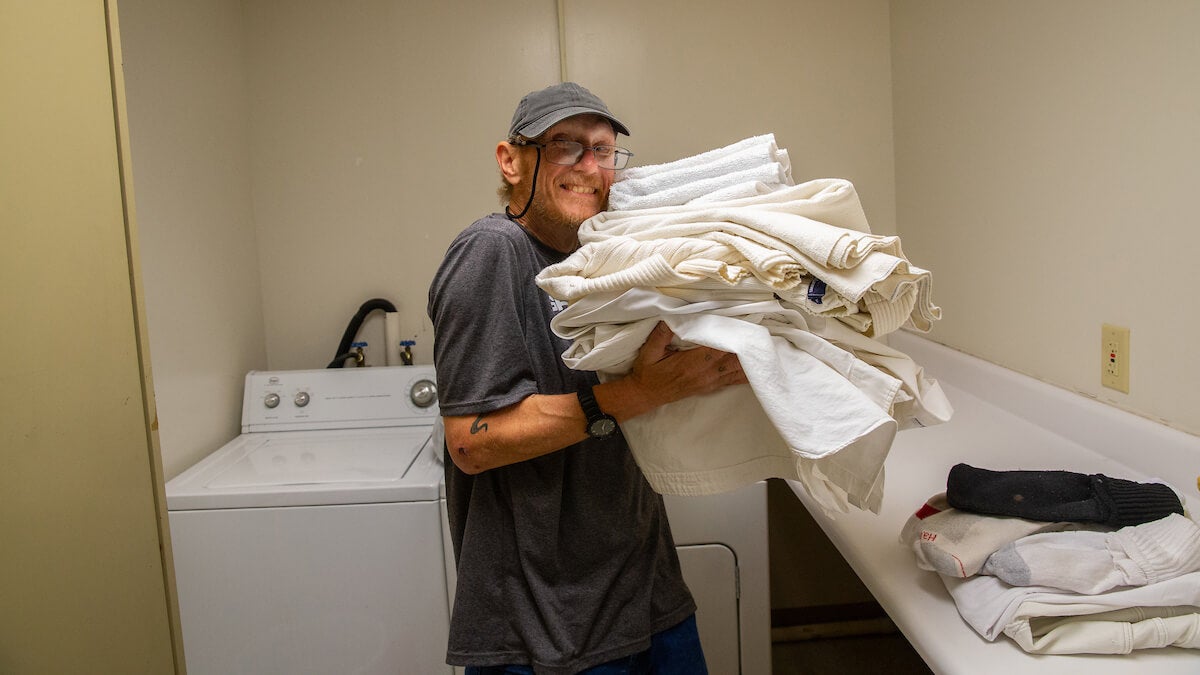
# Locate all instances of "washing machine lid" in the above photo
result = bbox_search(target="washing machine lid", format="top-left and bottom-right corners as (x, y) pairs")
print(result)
(166, 426), (441, 510)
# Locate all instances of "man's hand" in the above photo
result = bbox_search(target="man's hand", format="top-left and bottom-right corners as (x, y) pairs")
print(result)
(600, 321), (748, 417)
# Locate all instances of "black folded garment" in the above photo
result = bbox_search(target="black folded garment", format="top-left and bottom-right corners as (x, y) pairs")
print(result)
(945, 463), (1184, 526)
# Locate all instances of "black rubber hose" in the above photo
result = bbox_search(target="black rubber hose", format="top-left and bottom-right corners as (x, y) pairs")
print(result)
(327, 298), (397, 368)
(328, 352), (360, 368)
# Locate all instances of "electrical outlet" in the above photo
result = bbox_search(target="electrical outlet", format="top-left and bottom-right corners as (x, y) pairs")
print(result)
(1101, 324), (1130, 393)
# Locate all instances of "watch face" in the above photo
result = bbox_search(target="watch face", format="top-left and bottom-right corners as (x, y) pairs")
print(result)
(590, 418), (617, 437)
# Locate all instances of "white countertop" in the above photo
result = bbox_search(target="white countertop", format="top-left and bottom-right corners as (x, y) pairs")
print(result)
(788, 331), (1199, 674)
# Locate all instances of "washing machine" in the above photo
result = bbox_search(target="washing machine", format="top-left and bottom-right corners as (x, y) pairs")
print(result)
(165, 365), (450, 675)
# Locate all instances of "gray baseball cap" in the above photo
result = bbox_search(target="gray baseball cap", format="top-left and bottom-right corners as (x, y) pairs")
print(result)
(507, 82), (630, 140)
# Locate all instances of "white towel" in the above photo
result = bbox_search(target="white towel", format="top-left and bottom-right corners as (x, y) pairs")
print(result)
(617, 134), (782, 182)
(689, 177), (787, 204)
(610, 162), (791, 211)
(614, 139), (786, 196)
(944, 570), (1200, 653)
(610, 134), (793, 211)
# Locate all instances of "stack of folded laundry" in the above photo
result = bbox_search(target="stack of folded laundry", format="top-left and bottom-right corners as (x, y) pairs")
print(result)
(534, 134), (954, 514)
(608, 133), (793, 210)
(901, 463), (1200, 655)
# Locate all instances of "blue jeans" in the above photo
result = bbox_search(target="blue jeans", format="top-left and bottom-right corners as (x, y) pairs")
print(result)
(464, 614), (707, 675)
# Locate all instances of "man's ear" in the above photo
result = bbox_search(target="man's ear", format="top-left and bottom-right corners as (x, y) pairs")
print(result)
(496, 142), (523, 186)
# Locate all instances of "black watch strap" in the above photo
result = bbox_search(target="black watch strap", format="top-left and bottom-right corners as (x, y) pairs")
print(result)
(577, 385), (618, 439)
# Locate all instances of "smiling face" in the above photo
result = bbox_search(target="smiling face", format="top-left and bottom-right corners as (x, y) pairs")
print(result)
(500, 114), (618, 252)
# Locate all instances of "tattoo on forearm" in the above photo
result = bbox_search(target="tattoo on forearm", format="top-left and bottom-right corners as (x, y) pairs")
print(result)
(470, 415), (489, 434)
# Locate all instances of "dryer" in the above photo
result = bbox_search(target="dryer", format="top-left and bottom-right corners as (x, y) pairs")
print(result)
(666, 485), (772, 675)
(166, 365), (450, 675)
(441, 482), (772, 674)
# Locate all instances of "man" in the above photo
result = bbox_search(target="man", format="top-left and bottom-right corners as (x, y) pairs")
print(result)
(427, 82), (747, 674)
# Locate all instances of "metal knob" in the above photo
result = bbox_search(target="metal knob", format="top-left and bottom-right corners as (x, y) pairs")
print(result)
(294, 391), (310, 407)
(264, 393), (280, 409)
(410, 380), (437, 408)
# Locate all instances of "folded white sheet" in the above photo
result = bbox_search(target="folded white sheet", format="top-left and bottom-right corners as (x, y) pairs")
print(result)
(944, 569), (1200, 653)
(536, 236), (801, 302)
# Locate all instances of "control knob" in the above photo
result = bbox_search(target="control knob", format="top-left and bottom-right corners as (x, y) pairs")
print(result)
(410, 379), (437, 408)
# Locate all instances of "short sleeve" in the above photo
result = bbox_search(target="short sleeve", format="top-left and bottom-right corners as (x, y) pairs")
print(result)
(428, 227), (540, 416)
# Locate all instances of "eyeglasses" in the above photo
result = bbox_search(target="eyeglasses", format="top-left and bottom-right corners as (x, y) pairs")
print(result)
(511, 139), (634, 170)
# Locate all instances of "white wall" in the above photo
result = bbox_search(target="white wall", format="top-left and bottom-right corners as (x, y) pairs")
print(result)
(244, 0), (561, 371)
(891, 0), (1200, 436)
(567, 0), (896, 234)
(120, 0), (267, 478)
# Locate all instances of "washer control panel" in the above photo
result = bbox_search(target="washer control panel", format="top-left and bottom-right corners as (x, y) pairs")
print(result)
(242, 365), (438, 433)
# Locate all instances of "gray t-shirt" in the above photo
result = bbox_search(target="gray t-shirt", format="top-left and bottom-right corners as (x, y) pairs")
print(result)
(427, 213), (694, 674)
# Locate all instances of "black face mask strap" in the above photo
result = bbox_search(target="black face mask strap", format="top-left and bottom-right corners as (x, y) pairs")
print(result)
(505, 146), (541, 221)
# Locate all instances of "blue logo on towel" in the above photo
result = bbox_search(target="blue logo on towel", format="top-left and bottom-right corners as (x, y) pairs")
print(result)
(807, 279), (827, 305)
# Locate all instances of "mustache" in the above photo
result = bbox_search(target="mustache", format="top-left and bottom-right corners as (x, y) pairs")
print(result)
(557, 169), (605, 190)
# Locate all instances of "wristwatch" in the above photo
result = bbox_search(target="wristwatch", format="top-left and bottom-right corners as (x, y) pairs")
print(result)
(577, 385), (618, 439)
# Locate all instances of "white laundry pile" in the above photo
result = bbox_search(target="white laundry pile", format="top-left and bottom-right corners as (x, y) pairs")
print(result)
(548, 177), (939, 337)
(535, 135), (953, 514)
(901, 486), (1200, 655)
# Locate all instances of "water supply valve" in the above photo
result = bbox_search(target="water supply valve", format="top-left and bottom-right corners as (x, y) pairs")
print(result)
(351, 341), (368, 367)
